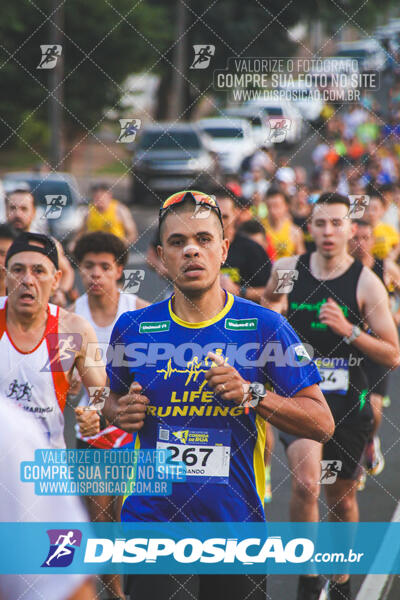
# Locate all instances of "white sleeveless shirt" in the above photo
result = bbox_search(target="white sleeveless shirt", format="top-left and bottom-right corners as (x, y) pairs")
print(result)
(74, 291), (137, 447)
(0, 298), (70, 448)
(74, 291), (137, 358)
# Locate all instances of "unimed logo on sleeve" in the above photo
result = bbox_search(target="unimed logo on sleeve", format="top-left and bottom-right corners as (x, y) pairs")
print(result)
(224, 318), (258, 331)
(139, 321), (171, 334)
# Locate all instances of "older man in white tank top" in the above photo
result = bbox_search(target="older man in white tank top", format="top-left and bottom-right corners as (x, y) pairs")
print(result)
(0, 232), (103, 448)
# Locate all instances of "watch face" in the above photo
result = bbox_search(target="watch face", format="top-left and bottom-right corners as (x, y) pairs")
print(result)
(248, 382), (267, 407)
(251, 382), (266, 397)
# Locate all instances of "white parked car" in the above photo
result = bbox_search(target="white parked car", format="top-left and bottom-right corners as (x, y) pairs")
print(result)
(276, 81), (324, 122)
(197, 117), (257, 174)
(309, 58), (359, 104)
(245, 97), (304, 145)
(335, 39), (386, 72)
(224, 107), (272, 148)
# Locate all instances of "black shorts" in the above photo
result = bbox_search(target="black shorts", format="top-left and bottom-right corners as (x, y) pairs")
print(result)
(279, 418), (373, 480)
(126, 574), (267, 600)
(364, 357), (390, 397)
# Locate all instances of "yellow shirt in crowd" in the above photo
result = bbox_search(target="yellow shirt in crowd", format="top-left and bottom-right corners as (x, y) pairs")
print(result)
(86, 199), (125, 239)
(372, 222), (399, 259)
(264, 219), (295, 258)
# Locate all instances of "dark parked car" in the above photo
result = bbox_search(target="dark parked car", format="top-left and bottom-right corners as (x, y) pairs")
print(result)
(131, 123), (220, 203)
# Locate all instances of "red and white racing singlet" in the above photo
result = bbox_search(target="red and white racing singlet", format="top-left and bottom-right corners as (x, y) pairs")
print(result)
(0, 298), (69, 448)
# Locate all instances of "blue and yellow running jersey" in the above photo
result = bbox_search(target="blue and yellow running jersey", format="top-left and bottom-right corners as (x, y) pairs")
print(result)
(106, 292), (321, 522)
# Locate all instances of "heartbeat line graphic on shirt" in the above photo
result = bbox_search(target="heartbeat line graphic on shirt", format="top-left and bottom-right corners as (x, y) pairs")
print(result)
(156, 351), (229, 390)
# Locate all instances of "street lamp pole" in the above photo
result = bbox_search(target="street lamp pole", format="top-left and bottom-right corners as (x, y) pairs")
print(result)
(168, 0), (187, 119)
(49, 0), (64, 169)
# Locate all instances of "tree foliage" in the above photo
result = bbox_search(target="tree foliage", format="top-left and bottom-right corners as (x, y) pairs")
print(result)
(0, 0), (170, 155)
(0, 0), (392, 158)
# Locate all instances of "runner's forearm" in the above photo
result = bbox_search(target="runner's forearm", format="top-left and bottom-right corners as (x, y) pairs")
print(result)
(103, 390), (119, 425)
(350, 331), (400, 369)
(256, 389), (334, 443)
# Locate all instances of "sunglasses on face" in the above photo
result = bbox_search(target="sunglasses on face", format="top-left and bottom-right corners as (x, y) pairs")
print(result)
(159, 190), (224, 232)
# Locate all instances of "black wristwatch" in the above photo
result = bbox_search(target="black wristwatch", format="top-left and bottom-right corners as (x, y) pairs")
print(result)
(239, 285), (248, 298)
(246, 382), (267, 409)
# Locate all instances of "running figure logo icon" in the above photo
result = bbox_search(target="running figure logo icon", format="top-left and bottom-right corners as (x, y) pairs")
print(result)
(37, 45), (62, 69)
(88, 386), (110, 411)
(348, 195), (370, 219)
(41, 333), (82, 372)
(117, 119), (141, 143)
(190, 45), (215, 69)
(42, 529), (82, 567)
(275, 269), (299, 293)
(267, 118), (291, 143)
(7, 379), (33, 402)
(192, 197), (216, 219)
(122, 269), (145, 294)
(240, 382), (267, 409)
(320, 460), (343, 484)
(43, 195), (67, 220)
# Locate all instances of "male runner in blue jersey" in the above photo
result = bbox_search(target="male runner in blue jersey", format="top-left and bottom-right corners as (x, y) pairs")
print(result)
(104, 191), (334, 600)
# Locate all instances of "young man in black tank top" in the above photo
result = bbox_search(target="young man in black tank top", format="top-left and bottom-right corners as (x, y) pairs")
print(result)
(263, 194), (400, 600)
(349, 220), (400, 478)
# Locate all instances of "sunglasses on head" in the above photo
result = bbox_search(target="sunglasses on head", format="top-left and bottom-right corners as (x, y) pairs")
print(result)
(158, 190), (224, 231)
